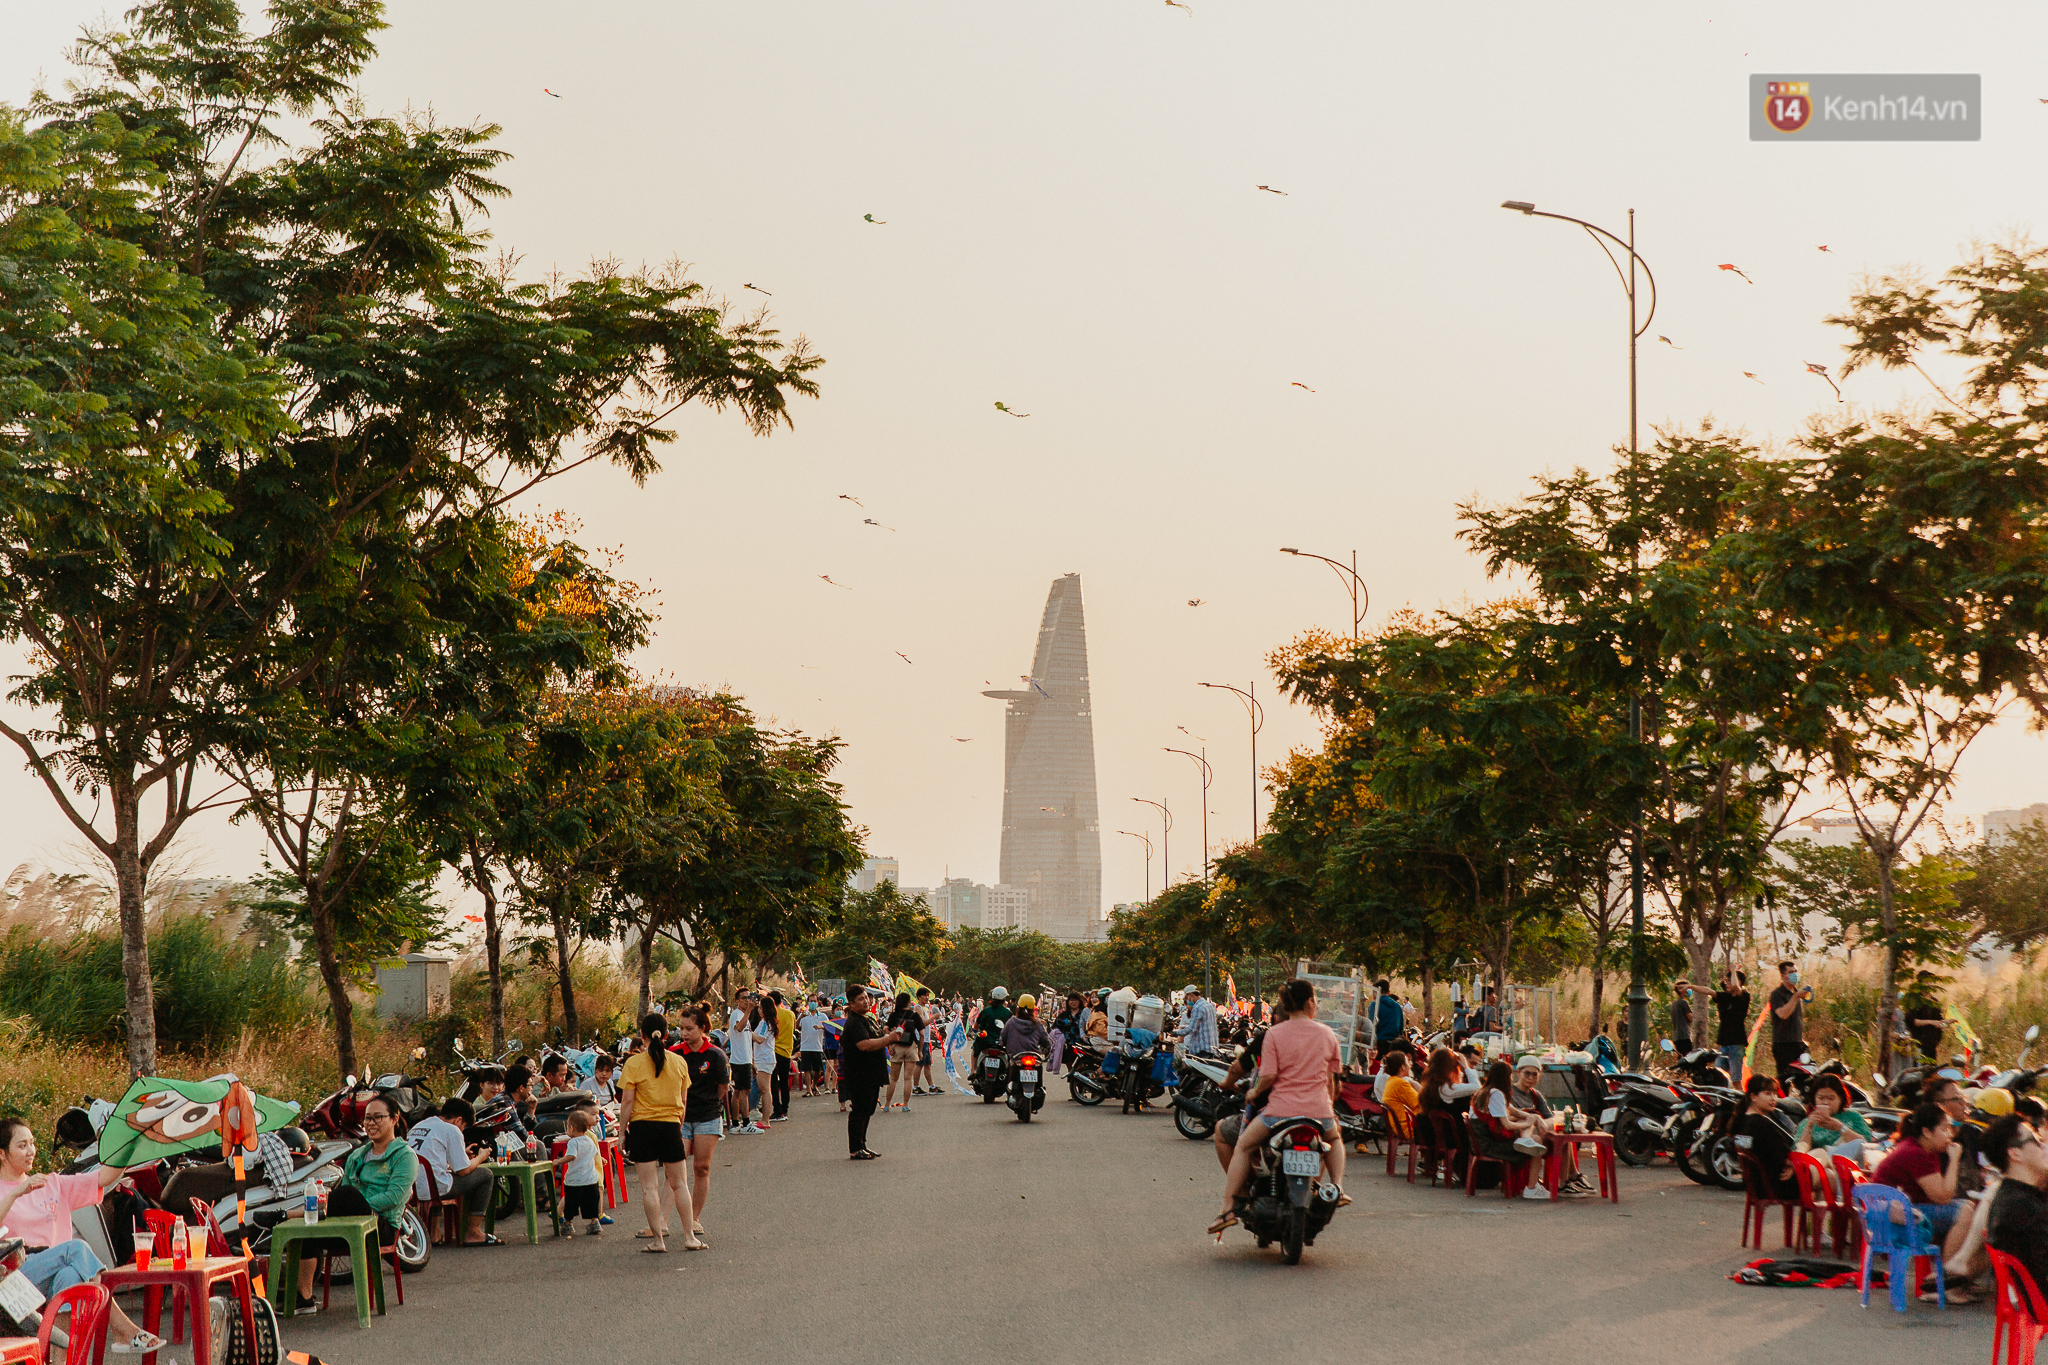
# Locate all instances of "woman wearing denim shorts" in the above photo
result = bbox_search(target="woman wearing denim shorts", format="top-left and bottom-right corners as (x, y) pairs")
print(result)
(671, 1005), (728, 1250)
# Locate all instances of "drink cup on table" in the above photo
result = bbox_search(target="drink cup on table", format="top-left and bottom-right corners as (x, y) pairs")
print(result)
(134, 1223), (151, 1271)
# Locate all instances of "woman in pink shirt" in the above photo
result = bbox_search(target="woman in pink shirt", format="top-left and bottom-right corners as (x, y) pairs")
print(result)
(0, 1116), (167, 1353)
(1211, 978), (1347, 1234)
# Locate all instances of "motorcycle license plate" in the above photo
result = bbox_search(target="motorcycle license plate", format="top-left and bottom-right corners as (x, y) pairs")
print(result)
(1019, 1070), (1038, 1082)
(1281, 1149), (1319, 1176)
(1599, 1108), (1618, 1126)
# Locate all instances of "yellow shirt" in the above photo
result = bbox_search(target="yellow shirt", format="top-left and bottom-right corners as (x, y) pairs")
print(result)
(1382, 1076), (1422, 1134)
(621, 1048), (689, 1124)
(776, 1005), (796, 1058)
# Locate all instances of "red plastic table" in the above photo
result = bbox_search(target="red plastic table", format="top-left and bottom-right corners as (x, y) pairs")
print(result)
(1543, 1130), (1619, 1204)
(100, 1255), (259, 1365)
(0, 1337), (39, 1362)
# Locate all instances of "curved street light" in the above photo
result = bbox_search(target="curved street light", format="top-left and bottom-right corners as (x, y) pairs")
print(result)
(1131, 797), (1171, 895)
(1278, 547), (1369, 639)
(1501, 197), (1656, 1069)
(1117, 829), (1153, 902)
(1199, 681), (1266, 839)
(1163, 747), (1213, 881)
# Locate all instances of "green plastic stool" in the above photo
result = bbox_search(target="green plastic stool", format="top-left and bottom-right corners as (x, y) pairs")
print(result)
(270, 1214), (384, 1330)
(484, 1161), (564, 1245)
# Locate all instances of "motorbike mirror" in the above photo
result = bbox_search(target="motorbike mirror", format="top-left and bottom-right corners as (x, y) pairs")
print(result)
(413, 1046), (427, 1060)
(1659, 1039), (1676, 1053)
(454, 1038), (465, 1053)
(345, 1074), (358, 1088)
(2028, 1025), (2041, 1043)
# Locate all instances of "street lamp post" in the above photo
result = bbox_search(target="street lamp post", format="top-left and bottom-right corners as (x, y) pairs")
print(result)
(1164, 747), (1213, 881)
(1279, 547), (1369, 639)
(1131, 798), (1171, 894)
(1117, 829), (1153, 901)
(1199, 681), (1266, 838)
(1500, 197), (1658, 1069)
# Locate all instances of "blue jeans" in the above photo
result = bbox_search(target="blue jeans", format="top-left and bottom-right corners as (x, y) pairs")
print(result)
(1718, 1045), (1744, 1086)
(22, 1240), (103, 1297)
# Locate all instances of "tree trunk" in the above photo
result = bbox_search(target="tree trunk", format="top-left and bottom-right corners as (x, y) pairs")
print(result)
(308, 887), (358, 1079)
(551, 896), (581, 1046)
(110, 782), (158, 1077)
(637, 925), (655, 1020)
(469, 844), (506, 1053)
(1588, 960), (1605, 1044)
(1874, 852), (1901, 1081)
(1419, 962), (1434, 1035)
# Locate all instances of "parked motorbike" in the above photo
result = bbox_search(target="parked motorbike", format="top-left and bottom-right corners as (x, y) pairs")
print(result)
(1007, 1052), (1046, 1122)
(306, 1061), (436, 1141)
(1106, 1038), (1176, 1114)
(451, 1036), (524, 1102)
(1170, 1048), (1236, 1141)
(1226, 1115), (1341, 1265)
(1608, 1078), (1703, 1168)
(1066, 1044), (1111, 1106)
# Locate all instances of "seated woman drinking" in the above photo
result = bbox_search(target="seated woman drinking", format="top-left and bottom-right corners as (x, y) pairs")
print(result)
(1793, 1074), (1873, 1167)
(0, 1116), (168, 1354)
(1469, 1061), (1551, 1201)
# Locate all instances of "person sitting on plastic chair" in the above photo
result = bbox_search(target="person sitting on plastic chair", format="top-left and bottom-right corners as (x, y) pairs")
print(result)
(1984, 1114), (2048, 1302)
(1872, 1102), (1978, 1304)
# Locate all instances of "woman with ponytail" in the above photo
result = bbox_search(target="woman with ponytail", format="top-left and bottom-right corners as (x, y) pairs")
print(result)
(620, 1011), (691, 1252)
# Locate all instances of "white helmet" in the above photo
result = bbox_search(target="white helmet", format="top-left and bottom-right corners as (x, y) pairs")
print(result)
(1184, 985), (1202, 998)
(991, 986), (1009, 1000)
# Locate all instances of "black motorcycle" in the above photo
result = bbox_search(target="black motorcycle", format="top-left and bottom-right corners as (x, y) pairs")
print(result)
(1227, 1116), (1341, 1265)
(1007, 1051), (1047, 1122)
(974, 1047), (1009, 1104)
(1066, 1046), (1111, 1106)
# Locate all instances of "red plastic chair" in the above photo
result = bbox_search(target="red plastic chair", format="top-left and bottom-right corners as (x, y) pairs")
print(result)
(1990, 1247), (2047, 1365)
(38, 1283), (111, 1365)
(1384, 1105), (1422, 1180)
(1738, 1152), (1809, 1251)
(1418, 1111), (1463, 1189)
(412, 1164), (465, 1246)
(190, 1197), (270, 1289)
(141, 1208), (192, 1342)
(1463, 1116), (1531, 1199)
(1790, 1152), (1851, 1257)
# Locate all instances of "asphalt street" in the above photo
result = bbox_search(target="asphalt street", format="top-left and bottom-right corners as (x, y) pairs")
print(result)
(276, 1084), (1997, 1365)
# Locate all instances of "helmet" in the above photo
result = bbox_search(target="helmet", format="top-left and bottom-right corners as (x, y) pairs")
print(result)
(1185, 985), (1201, 998)
(1977, 1087), (2015, 1118)
(1017, 994), (1037, 1011)
(991, 986), (1009, 1000)
(276, 1127), (313, 1158)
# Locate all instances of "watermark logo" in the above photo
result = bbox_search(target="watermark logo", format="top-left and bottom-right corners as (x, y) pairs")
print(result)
(1750, 74), (1979, 142)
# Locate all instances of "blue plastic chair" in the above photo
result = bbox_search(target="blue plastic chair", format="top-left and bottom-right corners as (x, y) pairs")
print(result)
(1854, 1182), (1944, 1311)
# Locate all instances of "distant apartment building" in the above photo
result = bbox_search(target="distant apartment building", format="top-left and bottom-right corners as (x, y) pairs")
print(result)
(1986, 804), (2048, 842)
(854, 856), (901, 892)
(1782, 815), (1863, 848)
(983, 884), (1033, 930)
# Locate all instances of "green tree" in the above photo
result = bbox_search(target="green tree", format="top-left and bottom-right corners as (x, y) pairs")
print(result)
(1958, 818), (2048, 950)
(7, 2), (821, 1070)
(799, 883), (949, 988)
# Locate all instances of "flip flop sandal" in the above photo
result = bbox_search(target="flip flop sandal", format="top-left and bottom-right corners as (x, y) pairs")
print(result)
(465, 1234), (504, 1246)
(1205, 1212), (1238, 1236)
(641, 1244), (669, 1254)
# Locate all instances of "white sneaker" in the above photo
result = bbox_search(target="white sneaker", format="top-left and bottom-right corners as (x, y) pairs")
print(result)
(1522, 1185), (1551, 1200)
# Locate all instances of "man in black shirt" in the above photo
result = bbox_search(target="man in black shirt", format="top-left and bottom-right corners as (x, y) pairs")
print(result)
(1767, 961), (1805, 1079)
(1670, 981), (1693, 1054)
(839, 988), (900, 1159)
(1712, 970), (1750, 1087)
(1985, 1114), (2048, 1301)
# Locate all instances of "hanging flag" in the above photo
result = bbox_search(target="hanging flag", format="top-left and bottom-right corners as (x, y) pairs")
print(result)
(1944, 1003), (1980, 1065)
(869, 958), (894, 993)
(1226, 974), (1240, 1013)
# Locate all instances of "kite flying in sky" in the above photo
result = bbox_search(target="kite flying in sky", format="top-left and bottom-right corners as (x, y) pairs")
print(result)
(864, 214), (886, 224)
(1817, 245), (1832, 253)
(1290, 382), (1315, 392)
(819, 574), (851, 589)
(1718, 263), (1754, 283)
(744, 282), (772, 295)
(1658, 336), (1682, 349)
(1805, 362), (1843, 401)
(994, 402), (1030, 417)
(1742, 371), (1765, 384)
(838, 494), (863, 507)
(1256, 184), (1287, 195)
(1187, 599), (1205, 607)
(953, 737), (973, 742)
(542, 88), (563, 98)
(864, 518), (896, 531)
(1166, 0), (1192, 12)
(896, 652), (913, 664)
(1023, 676), (1053, 699)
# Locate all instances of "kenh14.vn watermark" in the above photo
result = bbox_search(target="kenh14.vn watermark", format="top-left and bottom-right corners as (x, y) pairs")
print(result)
(1750, 74), (1980, 141)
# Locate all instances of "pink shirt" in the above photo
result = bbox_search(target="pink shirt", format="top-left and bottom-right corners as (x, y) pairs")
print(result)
(1259, 1018), (1340, 1119)
(0, 1172), (105, 1249)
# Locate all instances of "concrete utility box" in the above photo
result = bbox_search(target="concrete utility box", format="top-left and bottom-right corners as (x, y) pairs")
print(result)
(374, 952), (453, 1019)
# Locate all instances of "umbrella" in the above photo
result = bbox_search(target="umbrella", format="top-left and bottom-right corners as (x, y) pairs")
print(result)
(97, 1076), (300, 1170)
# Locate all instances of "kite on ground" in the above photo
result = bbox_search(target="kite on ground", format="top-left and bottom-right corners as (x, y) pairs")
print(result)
(744, 282), (773, 295)
(1742, 372), (1765, 384)
(1658, 336), (1682, 349)
(819, 574), (851, 589)
(1805, 362), (1844, 401)
(1718, 263), (1754, 283)
(864, 518), (896, 531)
(896, 652), (914, 664)
(838, 494), (863, 507)
(864, 214), (886, 224)
(1290, 382), (1315, 392)
(994, 402), (1030, 417)
(1256, 184), (1287, 195)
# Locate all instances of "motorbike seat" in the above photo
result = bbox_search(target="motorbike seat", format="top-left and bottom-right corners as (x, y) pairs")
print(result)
(534, 1089), (594, 1115)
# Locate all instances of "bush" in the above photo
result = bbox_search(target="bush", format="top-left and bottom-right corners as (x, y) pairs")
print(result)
(0, 914), (312, 1051)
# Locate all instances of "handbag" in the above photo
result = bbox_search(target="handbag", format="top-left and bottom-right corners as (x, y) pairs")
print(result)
(216, 1291), (281, 1365)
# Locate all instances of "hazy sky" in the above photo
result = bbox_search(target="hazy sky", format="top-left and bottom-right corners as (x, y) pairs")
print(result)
(5, 3), (2047, 907)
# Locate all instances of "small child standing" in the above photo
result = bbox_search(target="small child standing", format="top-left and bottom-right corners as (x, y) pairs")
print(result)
(557, 1107), (603, 1237)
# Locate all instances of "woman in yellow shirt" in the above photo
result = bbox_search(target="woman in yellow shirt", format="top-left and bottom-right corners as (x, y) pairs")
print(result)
(620, 1011), (690, 1252)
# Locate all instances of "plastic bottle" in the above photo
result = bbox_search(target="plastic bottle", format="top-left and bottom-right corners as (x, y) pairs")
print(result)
(305, 1178), (322, 1225)
(170, 1219), (187, 1270)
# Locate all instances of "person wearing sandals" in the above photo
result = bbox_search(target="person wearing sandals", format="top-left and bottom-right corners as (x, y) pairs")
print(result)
(671, 1004), (728, 1249)
(884, 993), (924, 1111)
(1470, 1060), (1553, 1201)
(620, 1011), (692, 1254)
(842, 988), (903, 1159)
(0, 1117), (168, 1354)
(1211, 979), (1348, 1235)
(295, 1094), (418, 1307)
(407, 1096), (499, 1245)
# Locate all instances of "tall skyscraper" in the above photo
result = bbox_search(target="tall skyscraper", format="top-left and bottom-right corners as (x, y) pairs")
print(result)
(982, 573), (1102, 941)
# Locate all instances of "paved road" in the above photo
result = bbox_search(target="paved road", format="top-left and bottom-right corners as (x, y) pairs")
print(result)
(280, 1086), (1995, 1365)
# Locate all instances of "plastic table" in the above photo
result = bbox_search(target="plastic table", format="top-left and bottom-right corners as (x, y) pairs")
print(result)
(0, 1338), (38, 1362)
(484, 1161), (564, 1244)
(268, 1216), (384, 1329)
(102, 1254), (262, 1360)
(1542, 1130), (1619, 1203)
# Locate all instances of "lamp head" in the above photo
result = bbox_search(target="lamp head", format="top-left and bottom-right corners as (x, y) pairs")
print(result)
(1501, 200), (1536, 213)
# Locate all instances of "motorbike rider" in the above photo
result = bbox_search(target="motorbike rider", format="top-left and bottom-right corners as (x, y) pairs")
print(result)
(1212, 978), (1347, 1235)
(1212, 992), (1290, 1172)
(1001, 994), (1054, 1063)
(1174, 984), (1219, 1055)
(973, 986), (1014, 1060)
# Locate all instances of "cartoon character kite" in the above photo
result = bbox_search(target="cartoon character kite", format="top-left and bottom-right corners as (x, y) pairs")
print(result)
(1805, 362), (1843, 401)
(1718, 263), (1754, 283)
(994, 402), (1030, 417)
